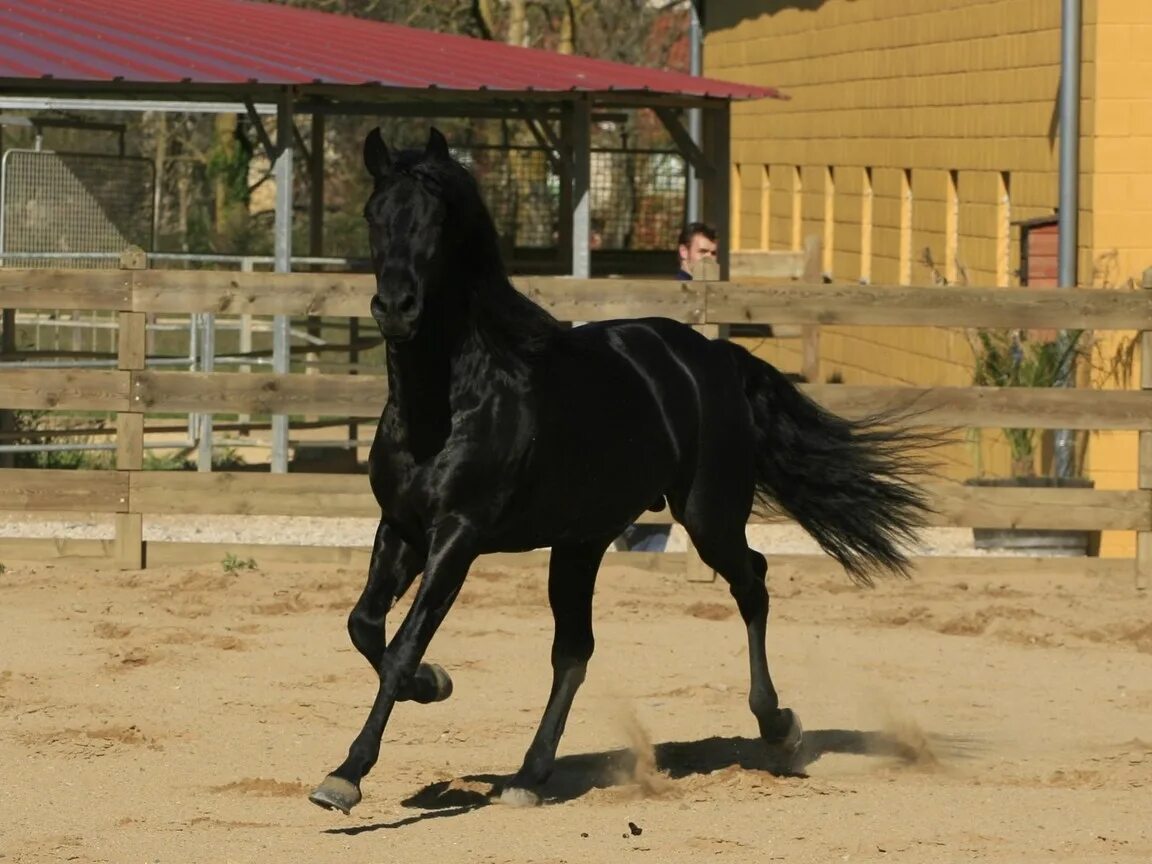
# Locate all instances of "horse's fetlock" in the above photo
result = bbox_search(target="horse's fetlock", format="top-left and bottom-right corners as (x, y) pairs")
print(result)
(748, 687), (780, 720)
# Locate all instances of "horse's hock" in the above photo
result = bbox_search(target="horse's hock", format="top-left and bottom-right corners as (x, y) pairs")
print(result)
(0, 259), (1150, 587)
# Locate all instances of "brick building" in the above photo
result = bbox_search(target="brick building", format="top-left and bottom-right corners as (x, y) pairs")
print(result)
(705, 0), (1151, 554)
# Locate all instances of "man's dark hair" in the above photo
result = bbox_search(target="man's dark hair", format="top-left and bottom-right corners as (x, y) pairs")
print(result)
(678, 221), (717, 248)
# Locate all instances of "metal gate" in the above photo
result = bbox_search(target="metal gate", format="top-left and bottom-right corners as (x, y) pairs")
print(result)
(0, 148), (173, 469)
(0, 148), (155, 268)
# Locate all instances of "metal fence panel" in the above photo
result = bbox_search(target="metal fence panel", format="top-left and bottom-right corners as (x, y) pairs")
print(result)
(0, 149), (155, 269)
(459, 145), (685, 250)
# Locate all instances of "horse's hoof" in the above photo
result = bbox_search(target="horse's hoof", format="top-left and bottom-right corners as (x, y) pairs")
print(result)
(410, 663), (454, 704)
(763, 708), (804, 775)
(308, 775), (362, 815)
(495, 786), (542, 808)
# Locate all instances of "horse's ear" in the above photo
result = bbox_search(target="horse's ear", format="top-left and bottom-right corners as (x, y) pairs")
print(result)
(425, 127), (451, 161)
(363, 127), (392, 181)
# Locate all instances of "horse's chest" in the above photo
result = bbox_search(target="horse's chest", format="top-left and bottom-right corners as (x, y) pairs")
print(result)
(369, 449), (432, 520)
(368, 431), (499, 531)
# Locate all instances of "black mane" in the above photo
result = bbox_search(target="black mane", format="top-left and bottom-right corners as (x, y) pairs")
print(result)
(389, 145), (562, 363)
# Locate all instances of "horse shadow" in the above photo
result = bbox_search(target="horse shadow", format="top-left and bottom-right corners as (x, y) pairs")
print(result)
(325, 727), (978, 835)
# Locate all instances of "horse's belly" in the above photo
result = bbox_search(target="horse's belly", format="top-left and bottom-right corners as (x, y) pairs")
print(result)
(499, 442), (675, 546)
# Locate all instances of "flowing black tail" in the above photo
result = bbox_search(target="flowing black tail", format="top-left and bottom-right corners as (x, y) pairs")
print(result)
(724, 342), (936, 585)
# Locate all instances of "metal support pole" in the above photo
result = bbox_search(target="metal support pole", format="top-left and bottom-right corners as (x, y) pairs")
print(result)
(0, 307), (14, 468)
(196, 313), (215, 472)
(1137, 267), (1152, 589)
(701, 104), (731, 282)
(1058, 0), (1081, 293)
(701, 103), (731, 341)
(557, 107), (574, 272)
(271, 88), (294, 473)
(570, 97), (592, 279)
(309, 113), (325, 260)
(0, 118), (11, 463)
(1053, 0), (1081, 480)
(686, 0), (703, 224)
(238, 258), (253, 432)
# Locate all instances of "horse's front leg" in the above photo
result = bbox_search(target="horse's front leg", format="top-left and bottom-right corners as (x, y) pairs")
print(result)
(310, 514), (478, 814)
(347, 520), (452, 704)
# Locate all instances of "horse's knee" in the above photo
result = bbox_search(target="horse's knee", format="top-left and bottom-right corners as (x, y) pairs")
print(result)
(347, 606), (383, 660)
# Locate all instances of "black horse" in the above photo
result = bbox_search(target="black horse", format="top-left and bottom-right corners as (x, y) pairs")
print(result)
(309, 127), (933, 815)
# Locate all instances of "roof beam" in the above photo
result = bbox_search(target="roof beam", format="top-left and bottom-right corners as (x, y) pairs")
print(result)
(0, 95), (276, 115)
(0, 81), (735, 115)
(517, 106), (562, 173)
(244, 98), (278, 158)
(0, 114), (125, 134)
(654, 106), (714, 180)
(291, 121), (311, 166)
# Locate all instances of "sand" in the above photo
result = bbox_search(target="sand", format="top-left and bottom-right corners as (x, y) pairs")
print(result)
(2, 552), (1151, 863)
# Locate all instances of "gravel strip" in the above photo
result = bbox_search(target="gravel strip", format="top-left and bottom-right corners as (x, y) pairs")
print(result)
(0, 513), (1026, 557)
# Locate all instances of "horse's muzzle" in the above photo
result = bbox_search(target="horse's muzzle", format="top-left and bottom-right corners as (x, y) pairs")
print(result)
(370, 294), (416, 341)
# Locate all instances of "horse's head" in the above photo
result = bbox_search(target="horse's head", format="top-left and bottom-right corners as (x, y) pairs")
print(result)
(362, 126), (474, 342)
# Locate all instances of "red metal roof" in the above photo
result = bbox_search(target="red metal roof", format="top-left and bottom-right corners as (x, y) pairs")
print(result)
(0, 0), (780, 101)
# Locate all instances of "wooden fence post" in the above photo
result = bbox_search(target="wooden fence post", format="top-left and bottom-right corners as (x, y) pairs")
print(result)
(800, 233), (823, 384)
(115, 248), (147, 569)
(1138, 267), (1152, 590)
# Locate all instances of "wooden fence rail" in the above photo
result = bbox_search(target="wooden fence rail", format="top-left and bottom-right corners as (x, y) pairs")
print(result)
(4, 467), (1148, 532)
(1, 264), (1150, 586)
(7, 369), (1152, 431)
(6, 268), (1152, 328)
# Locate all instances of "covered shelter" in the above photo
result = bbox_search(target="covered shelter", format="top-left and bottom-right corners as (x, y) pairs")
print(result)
(0, 0), (782, 468)
(0, 0), (780, 276)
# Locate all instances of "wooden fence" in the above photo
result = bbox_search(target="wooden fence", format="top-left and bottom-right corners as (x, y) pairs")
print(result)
(1, 256), (1150, 587)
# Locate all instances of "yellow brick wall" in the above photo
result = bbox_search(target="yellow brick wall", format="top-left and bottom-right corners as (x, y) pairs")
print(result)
(831, 166), (863, 279)
(872, 168), (906, 285)
(1084, 1), (1152, 528)
(709, 0), (1151, 556)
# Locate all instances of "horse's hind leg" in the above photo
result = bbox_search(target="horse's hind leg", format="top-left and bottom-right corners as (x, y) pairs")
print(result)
(497, 541), (605, 806)
(676, 506), (803, 774)
(347, 520), (452, 705)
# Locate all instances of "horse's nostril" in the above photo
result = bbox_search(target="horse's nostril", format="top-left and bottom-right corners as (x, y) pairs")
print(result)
(398, 295), (416, 314)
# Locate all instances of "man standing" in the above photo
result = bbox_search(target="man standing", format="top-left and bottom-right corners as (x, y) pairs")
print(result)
(675, 221), (718, 281)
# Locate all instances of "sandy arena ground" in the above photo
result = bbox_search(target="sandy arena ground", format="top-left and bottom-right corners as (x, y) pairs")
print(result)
(2, 547), (1151, 863)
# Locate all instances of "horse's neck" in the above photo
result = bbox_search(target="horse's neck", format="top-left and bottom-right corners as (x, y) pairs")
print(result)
(384, 335), (452, 456)
(384, 326), (496, 458)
